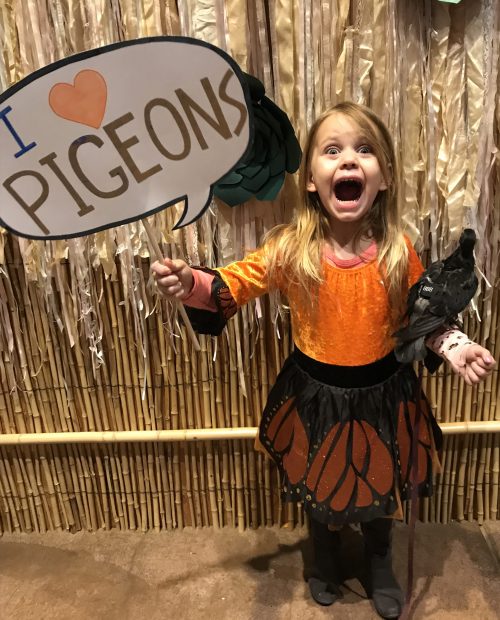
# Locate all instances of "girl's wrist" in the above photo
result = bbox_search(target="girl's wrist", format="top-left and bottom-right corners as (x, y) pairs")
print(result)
(180, 268), (217, 310)
(426, 327), (475, 367)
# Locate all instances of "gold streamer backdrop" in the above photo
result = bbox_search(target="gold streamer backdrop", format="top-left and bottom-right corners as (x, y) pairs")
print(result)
(0, 0), (498, 533)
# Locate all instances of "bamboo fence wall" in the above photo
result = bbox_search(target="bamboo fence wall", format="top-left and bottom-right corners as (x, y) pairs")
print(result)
(0, 0), (498, 533)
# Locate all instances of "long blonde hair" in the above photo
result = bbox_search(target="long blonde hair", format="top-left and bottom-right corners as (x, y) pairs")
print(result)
(264, 101), (408, 314)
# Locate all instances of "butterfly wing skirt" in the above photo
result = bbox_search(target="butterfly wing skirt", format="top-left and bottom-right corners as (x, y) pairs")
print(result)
(259, 349), (442, 525)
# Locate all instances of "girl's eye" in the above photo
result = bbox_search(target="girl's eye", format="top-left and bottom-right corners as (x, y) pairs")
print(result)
(325, 146), (340, 155)
(358, 145), (372, 154)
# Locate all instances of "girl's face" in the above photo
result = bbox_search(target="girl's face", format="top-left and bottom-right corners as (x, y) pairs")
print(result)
(306, 113), (388, 229)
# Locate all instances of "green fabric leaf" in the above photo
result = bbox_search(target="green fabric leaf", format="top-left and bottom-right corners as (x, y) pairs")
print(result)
(255, 172), (285, 201)
(242, 166), (270, 192)
(269, 147), (286, 176)
(219, 170), (243, 185)
(213, 72), (302, 207)
(214, 184), (254, 206)
(284, 133), (302, 172)
(239, 163), (264, 179)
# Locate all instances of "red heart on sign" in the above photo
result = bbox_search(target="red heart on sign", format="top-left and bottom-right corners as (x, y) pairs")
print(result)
(49, 69), (107, 129)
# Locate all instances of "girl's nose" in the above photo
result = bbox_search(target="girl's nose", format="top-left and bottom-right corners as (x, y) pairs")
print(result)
(340, 150), (358, 169)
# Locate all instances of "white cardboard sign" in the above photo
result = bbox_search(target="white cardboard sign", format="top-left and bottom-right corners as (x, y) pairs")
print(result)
(0, 37), (252, 239)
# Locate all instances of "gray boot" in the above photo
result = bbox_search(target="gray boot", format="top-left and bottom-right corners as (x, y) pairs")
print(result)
(361, 518), (403, 619)
(308, 519), (343, 606)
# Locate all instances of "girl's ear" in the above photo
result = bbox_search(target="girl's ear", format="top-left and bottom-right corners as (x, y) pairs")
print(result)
(380, 163), (392, 191)
(306, 174), (317, 192)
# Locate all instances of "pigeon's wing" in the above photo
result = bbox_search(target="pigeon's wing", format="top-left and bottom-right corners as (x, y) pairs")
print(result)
(404, 282), (420, 317)
(419, 261), (445, 288)
(454, 271), (479, 309)
(404, 261), (444, 317)
(393, 311), (445, 341)
(428, 270), (478, 316)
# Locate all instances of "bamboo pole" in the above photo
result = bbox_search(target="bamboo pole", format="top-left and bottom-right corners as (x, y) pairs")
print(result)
(176, 336), (195, 526)
(0, 421), (498, 446)
(94, 452), (110, 530)
(0, 448), (21, 532)
(67, 445), (89, 530)
(11, 452), (30, 532)
(198, 443), (210, 526)
(59, 329), (86, 432)
(205, 441), (219, 527)
(114, 279), (137, 431)
(21, 448), (39, 532)
(35, 448), (53, 531)
(119, 447), (135, 529)
(167, 344), (183, 528)
(476, 434), (489, 525)
(156, 445), (172, 529)
(491, 434), (499, 521)
(103, 277), (125, 431)
(447, 435), (459, 524)
(107, 445), (127, 530)
(467, 434), (480, 521)
(213, 442), (224, 526)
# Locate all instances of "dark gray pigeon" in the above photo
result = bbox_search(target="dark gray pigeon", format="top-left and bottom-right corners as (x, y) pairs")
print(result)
(394, 228), (478, 367)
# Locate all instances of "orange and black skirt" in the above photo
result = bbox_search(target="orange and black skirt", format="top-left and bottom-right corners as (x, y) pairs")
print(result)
(259, 348), (443, 526)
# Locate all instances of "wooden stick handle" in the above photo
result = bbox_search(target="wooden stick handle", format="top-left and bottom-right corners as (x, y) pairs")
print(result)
(142, 218), (201, 351)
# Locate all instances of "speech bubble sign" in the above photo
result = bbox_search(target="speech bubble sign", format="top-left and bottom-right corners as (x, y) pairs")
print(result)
(0, 36), (252, 239)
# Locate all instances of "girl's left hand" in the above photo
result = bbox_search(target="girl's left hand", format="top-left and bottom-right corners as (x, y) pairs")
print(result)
(450, 344), (496, 386)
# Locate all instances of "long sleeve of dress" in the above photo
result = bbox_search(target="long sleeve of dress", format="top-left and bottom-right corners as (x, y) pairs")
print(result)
(183, 248), (271, 336)
(214, 248), (271, 305)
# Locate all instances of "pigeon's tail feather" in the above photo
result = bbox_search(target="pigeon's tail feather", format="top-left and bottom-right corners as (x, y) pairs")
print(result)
(394, 336), (427, 364)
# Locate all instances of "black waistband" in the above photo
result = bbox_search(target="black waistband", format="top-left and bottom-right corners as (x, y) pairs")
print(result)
(292, 347), (401, 388)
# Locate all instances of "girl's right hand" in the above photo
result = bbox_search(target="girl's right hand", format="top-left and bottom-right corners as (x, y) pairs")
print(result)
(151, 258), (194, 300)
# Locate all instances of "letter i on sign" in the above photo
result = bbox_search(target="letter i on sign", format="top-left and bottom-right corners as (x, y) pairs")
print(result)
(0, 106), (37, 157)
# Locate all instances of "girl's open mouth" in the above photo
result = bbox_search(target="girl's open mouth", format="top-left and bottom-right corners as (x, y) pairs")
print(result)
(334, 179), (364, 203)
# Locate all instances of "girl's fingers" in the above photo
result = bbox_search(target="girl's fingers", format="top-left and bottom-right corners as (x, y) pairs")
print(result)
(175, 288), (188, 299)
(151, 261), (172, 277)
(156, 275), (185, 297)
(467, 365), (485, 385)
(169, 258), (188, 272)
(159, 274), (181, 287)
(470, 358), (488, 373)
(464, 369), (477, 385)
(470, 361), (488, 377)
(481, 352), (496, 366)
(456, 364), (476, 385)
(151, 258), (187, 275)
(452, 346), (495, 385)
(469, 346), (495, 366)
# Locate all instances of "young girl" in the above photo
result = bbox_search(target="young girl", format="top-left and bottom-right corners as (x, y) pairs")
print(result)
(152, 102), (495, 619)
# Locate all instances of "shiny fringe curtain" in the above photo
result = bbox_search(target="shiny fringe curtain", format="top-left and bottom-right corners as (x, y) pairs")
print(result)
(0, 0), (498, 533)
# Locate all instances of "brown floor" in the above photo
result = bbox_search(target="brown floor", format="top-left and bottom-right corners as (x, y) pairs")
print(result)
(1, 521), (500, 619)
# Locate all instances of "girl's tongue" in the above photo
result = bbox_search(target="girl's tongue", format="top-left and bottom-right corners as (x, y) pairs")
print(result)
(334, 180), (363, 202)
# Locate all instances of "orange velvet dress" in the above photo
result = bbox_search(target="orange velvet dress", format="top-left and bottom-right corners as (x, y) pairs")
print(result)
(215, 236), (424, 365)
(186, 236), (442, 525)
